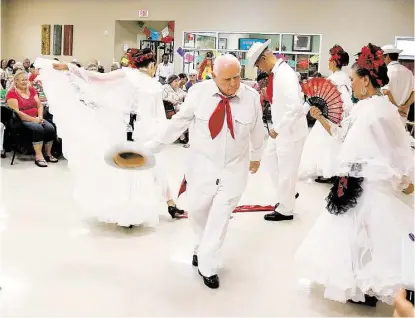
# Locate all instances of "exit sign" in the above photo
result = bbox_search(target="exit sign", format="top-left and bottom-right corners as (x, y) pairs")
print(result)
(138, 9), (149, 18)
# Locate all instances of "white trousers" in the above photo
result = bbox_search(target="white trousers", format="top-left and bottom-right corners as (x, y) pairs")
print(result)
(264, 137), (305, 213)
(153, 153), (173, 202)
(187, 185), (241, 277)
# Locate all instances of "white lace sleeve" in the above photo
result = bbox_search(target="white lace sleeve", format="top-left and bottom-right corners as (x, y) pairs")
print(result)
(331, 111), (353, 142)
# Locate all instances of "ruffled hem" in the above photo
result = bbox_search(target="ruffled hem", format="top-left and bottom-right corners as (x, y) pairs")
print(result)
(299, 273), (400, 304)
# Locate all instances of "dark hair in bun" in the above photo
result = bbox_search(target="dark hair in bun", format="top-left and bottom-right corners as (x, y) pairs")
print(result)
(329, 45), (349, 69)
(134, 48), (156, 69)
(352, 43), (389, 88)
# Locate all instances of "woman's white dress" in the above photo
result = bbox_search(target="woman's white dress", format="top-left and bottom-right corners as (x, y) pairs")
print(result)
(35, 58), (166, 227)
(296, 95), (414, 304)
(299, 71), (353, 179)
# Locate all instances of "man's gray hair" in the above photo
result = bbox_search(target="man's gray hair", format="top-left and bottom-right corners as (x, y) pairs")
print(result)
(213, 54), (241, 75)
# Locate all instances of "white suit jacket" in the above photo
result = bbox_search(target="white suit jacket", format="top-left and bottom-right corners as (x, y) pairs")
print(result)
(152, 80), (265, 198)
(271, 60), (308, 142)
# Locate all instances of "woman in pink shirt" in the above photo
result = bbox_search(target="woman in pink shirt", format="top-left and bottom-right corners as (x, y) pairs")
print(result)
(6, 70), (57, 167)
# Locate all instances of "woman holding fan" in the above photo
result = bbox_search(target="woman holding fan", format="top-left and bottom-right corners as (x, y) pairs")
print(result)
(296, 44), (414, 307)
(299, 45), (353, 182)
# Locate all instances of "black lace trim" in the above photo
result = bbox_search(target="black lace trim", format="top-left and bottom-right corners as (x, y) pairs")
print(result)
(326, 176), (364, 215)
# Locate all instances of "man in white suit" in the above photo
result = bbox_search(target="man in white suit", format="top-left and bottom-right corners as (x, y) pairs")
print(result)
(147, 54), (265, 289)
(247, 40), (308, 221)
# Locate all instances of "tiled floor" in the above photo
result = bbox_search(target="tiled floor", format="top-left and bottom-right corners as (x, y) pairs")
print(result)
(0, 144), (412, 317)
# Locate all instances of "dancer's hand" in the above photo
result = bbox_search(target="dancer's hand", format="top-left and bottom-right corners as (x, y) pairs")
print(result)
(393, 289), (414, 317)
(310, 106), (322, 120)
(398, 104), (410, 117)
(269, 128), (278, 139)
(249, 161), (260, 174)
(53, 63), (69, 71)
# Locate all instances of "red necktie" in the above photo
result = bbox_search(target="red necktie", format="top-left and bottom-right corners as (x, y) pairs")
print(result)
(267, 73), (274, 104)
(208, 95), (235, 140)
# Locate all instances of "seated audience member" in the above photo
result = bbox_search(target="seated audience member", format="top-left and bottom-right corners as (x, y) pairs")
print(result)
(13, 62), (25, 73)
(256, 72), (270, 110)
(184, 69), (199, 91)
(111, 62), (120, 71)
(162, 75), (189, 147)
(98, 65), (105, 73)
(0, 59), (7, 89)
(6, 59), (16, 75)
(178, 73), (188, 90)
(162, 75), (186, 112)
(23, 58), (31, 74)
(5, 70), (58, 167)
(86, 63), (98, 72)
(28, 64), (39, 83)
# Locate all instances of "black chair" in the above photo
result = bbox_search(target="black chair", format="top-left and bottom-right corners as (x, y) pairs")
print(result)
(1, 106), (33, 165)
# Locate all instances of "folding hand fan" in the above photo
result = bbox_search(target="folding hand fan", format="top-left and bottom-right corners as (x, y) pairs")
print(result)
(301, 77), (344, 124)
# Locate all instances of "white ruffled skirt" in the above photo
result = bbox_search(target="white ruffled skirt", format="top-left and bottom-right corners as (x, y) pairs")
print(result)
(299, 121), (341, 180)
(38, 63), (162, 227)
(295, 181), (414, 304)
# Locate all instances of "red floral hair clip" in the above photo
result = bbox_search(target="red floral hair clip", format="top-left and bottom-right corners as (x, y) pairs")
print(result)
(356, 45), (385, 86)
(329, 45), (344, 64)
(133, 51), (155, 64)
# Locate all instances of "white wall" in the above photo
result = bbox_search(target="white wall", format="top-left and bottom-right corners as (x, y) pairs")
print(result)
(2, 0), (414, 75)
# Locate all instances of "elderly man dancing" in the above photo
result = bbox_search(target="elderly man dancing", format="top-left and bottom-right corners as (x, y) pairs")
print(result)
(148, 54), (265, 289)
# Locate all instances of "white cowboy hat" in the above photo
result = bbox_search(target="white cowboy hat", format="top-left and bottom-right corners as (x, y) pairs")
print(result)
(104, 141), (156, 170)
(247, 39), (271, 68)
(381, 44), (403, 55)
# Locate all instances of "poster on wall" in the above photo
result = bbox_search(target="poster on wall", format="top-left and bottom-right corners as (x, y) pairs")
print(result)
(41, 25), (51, 55)
(53, 25), (62, 55)
(238, 38), (267, 50)
(63, 25), (74, 56)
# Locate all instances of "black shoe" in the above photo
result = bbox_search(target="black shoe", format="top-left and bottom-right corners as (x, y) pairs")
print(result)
(315, 177), (334, 184)
(168, 205), (185, 219)
(264, 211), (294, 221)
(198, 270), (219, 289)
(192, 255), (198, 267)
(295, 192), (299, 199)
(348, 295), (378, 307)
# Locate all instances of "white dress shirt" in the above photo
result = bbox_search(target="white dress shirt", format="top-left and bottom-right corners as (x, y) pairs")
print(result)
(155, 62), (174, 80)
(384, 61), (414, 106)
(271, 60), (308, 141)
(151, 80), (265, 198)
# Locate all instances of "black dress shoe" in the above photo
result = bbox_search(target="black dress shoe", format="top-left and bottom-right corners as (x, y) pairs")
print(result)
(168, 206), (185, 219)
(315, 176), (335, 184)
(192, 255), (198, 267)
(198, 270), (219, 289)
(264, 211), (294, 221)
(348, 295), (378, 307)
(295, 192), (299, 199)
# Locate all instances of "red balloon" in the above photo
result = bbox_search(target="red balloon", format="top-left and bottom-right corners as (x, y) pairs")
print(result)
(162, 36), (173, 44)
(168, 21), (175, 32)
(143, 27), (150, 37)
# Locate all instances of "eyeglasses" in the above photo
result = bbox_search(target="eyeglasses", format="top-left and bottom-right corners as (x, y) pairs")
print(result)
(190, 74), (196, 77)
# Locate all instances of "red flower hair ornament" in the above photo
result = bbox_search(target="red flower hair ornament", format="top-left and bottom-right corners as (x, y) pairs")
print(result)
(356, 45), (385, 86)
(329, 45), (344, 64)
(133, 51), (155, 64)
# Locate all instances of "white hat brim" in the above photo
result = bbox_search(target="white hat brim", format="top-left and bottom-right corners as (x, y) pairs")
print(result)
(247, 39), (272, 68)
(104, 141), (156, 170)
(383, 49), (403, 54)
